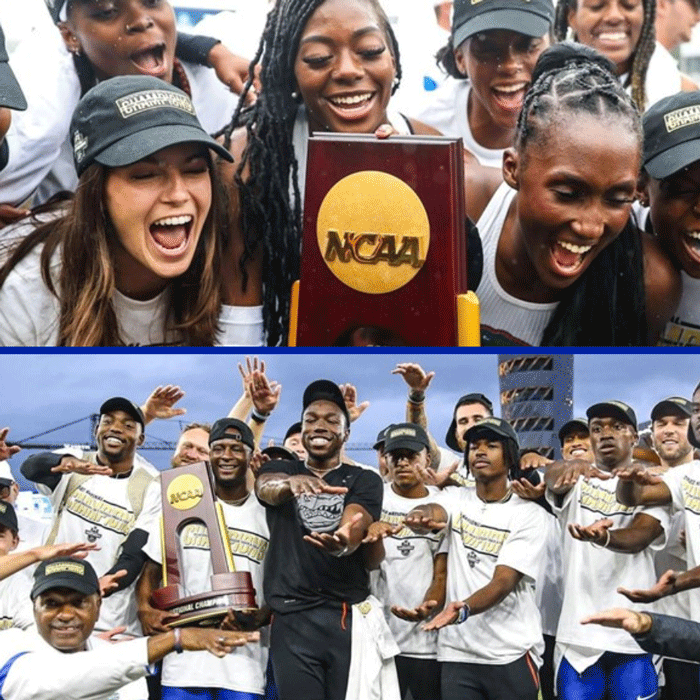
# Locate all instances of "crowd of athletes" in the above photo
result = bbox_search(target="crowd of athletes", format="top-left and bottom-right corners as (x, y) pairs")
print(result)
(1, 359), (700, 699)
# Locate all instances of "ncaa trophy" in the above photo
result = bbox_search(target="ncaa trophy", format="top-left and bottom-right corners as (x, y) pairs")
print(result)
(151, 461), (258, 628)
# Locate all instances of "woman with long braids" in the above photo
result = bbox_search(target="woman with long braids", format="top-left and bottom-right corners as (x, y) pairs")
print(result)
(218, 0), (444, 346)
(552, 0), (695, 110)
(0, 76), (263, 347)
(462, 42), (680, 345)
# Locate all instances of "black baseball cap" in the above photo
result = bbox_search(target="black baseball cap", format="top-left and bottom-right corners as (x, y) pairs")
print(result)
(445, 393), (494, 452)
(100, 397), (145, 430)
(209, 418), (255, 450)
(452, 0), (555, 49)
(284, 422), (302, 441)
(383, 423), (430, 454)
(643, 92), (700, 180)
(0, 24), (26, 111)
(558, 418), (589, 444)
(31, 557), (100, 600)
(651, 396), (693, 421)
(261, 445), (297, 461)
(0, 501), (18, 532)
(463, 416), (519, 451)
(302, 380), (350, 426)
(70, 75), (233, 177)
(373, 424), (395, 450)
(587, 400), (637, 429)
(45, 0), (67, 23)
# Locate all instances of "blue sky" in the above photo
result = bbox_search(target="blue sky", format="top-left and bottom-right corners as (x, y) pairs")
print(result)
(2, 351), (698, 486)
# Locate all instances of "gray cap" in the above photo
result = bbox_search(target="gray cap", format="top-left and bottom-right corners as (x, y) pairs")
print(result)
(0, 24), (26, 110)
(70, 75), (233, 176)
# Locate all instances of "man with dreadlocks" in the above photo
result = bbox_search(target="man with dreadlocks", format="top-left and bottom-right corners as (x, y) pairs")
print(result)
(406, 417), (549, 700)
(219, 0), (444, 345)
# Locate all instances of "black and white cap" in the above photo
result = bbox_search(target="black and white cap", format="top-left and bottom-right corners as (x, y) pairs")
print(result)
(31, 557), (100, 600)
(383, 423), (430, 454)
(0, 24), (26, 111)
(586, 400), (637, 429)
(70, 75), (233, 176)
(651, 396), (693, 421)
(452, 0), (555, 48)
(643, 92), (700, 179)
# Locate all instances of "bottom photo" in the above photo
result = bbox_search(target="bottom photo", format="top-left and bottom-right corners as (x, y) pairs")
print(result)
(0, 351), (697, 700)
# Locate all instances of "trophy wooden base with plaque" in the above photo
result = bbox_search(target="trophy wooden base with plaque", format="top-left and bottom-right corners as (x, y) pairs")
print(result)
(288, 133), (479, 347)
(151, 462), (258, 629)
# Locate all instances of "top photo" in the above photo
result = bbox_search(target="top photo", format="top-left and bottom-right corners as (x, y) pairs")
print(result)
(0, 0), (699, 346)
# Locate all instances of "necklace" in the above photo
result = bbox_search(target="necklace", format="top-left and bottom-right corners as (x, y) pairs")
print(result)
(477, 486), (512, 506)
(219, 492), (250, 507)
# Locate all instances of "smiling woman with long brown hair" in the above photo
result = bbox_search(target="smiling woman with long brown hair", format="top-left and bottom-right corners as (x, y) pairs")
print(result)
(0, 76), (263, 347)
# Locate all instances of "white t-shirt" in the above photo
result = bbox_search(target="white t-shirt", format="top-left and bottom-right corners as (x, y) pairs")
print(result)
(475, 182), (558, 346)
(144, 494), (270, 694)
(659, 271), (700, 347)
(37, 449), (161, 635)
(546, 474), (668, 668)
(0, 242), (263, 346)
(416, 79), (506, 169)
(371, 483), (444, 658)
(661, 460), (700, 621)
(437, 486), (547, 665)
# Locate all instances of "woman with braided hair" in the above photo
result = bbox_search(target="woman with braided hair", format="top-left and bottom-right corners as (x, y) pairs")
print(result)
(218, 0), (443, 346)
(553, 0), (695, 109)
(461, 42), (680, 346)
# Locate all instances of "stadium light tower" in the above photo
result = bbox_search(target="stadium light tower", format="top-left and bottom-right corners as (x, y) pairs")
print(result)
(497, 355), (574, 460)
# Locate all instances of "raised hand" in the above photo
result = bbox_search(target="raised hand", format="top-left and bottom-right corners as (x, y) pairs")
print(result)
(339, 383), (370, 423)
(568, 518), (614, 545)
(391, 363), (435, 392)
(581, 608), (652, 634)
(0, 427), (20, 460)
(141, 385), (186, 423)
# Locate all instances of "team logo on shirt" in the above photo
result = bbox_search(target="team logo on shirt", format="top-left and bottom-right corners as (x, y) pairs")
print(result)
(467, 550), (479, 569)
(681, 475), (700, 515)
(580, 481), (635, 517)
(397, 540), (415, 557)
(85, 526), (102, 543)
(296, 493), (345, 533)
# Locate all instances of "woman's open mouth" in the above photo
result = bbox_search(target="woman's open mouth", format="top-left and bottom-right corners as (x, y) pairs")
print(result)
(149, 215), (193, 256)
(550, 240), (594, 276)
(324, 92), (377, 122)
(130, 44), (167, 77)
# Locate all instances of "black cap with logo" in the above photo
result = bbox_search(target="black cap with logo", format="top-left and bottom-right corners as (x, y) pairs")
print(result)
(383, 423), (430, 454)
(70, 75), (233, 177)
(651, 396), (693, 421)
(586, 400), (637, 429)
(31, 557), (100, 600)
(643, 92), (700, 180)
(452, 0), (555, 49)
(463, 416), (519, 452)
(261, 445), (297, 461)
(373, 424), (395, 450)
(100, 397), (145, 430)
(302, 380), (350, 427)
(558, 418), (589, 445)
(445, 393), (493, 452)
(0, 501), (18, 532)
(0, 24), (26, 111)
(209, 418), (255, 450)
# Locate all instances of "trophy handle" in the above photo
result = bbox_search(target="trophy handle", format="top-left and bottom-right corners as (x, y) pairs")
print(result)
(457, 291), (480, 347)
(288, 280), (300, 346)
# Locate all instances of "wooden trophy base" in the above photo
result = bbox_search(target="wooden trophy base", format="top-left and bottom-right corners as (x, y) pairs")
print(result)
(152, 571), (257, 629)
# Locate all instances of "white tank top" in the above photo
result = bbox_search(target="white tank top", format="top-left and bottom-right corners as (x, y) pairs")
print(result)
(475, 182), (558, 346)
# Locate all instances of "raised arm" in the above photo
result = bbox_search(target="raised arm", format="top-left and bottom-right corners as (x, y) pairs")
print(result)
(255, 471), (348, 507)
(613, 463), (671, 507)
